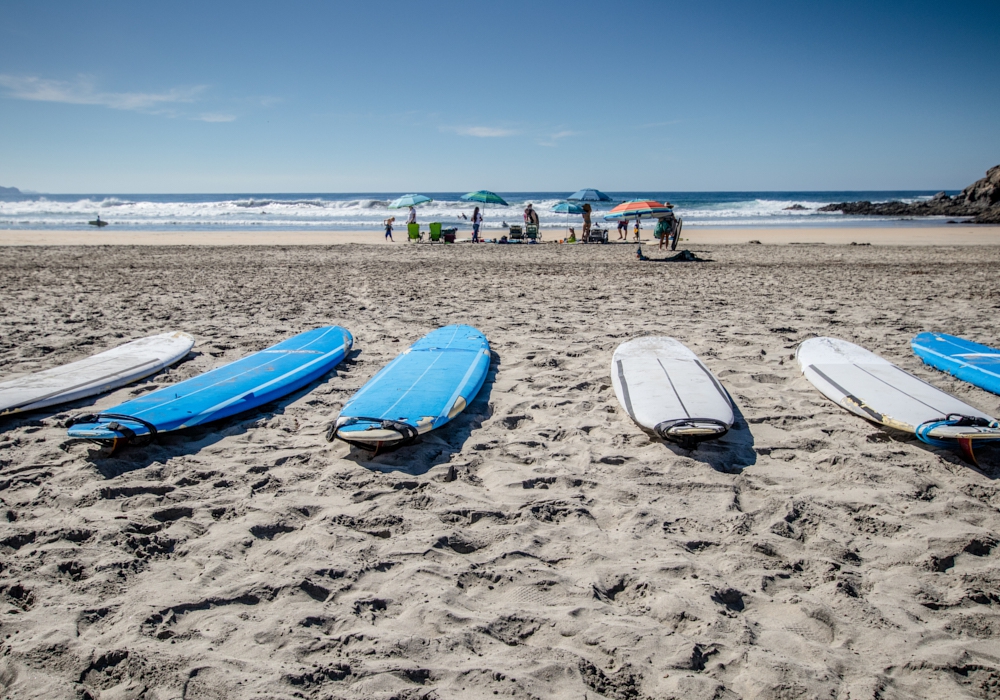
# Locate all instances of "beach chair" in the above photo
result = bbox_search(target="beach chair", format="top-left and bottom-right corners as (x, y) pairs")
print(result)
(509, 224), (524, 242)
(428, 222), (442, 242)
(442, 228), (457, 243)
(525, 224), (540, 242)
(585, 225), (608, 243)
(407, 223), (421, 242)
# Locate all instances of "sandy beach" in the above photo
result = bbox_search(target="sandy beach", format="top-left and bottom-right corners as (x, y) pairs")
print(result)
(1, 225), (999, 247)
(1, 238), (999, 699)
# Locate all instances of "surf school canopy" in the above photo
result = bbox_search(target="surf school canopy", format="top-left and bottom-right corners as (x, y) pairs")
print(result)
(389, 194), (432, 208)
(461, 190), (508, 206)
(603, 199), (674, 221)
(567, 188), (612, 202)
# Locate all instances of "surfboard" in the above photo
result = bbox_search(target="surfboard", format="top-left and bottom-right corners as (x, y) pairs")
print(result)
(67, 326), (352, 450)
(912, 332), (1000, 396)
(797, 337), (1000, 463)
(0, 332), (194, 416)
(328, 324), (490, 450)
(611, 337), (734, 447)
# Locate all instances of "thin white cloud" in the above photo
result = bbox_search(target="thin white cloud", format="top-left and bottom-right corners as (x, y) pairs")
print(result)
(537, 129), (581, 147)
(0, 74), (206, 113)
(446, 125), (518, 138)
(197, 113), (237, 123)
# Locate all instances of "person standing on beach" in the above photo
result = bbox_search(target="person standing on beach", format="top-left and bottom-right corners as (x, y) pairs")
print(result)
(524, 203), (539, 226)
(406, 206), (416, 225)
(655, 215), (672, 250)
(617, 218), (628, 240)
(633, 217), (641, 241)
(581, 203), (592, 243)
(472, 206), (482, 243)
(384, 216), (395, 241)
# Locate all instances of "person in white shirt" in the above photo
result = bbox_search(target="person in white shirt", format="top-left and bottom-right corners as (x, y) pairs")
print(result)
(406, 206), (416, 225)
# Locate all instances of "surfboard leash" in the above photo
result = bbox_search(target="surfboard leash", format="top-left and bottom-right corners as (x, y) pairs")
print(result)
(66, 412), (159, 454)
(654, 418), (730, 450)
(326, 416), (419, 454)
(915, 414), (1000, 466)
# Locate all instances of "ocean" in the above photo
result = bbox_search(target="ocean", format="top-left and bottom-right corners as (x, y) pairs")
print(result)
(0, 190), (963, 232)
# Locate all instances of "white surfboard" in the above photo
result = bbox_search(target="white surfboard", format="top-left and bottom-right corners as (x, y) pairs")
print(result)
(797, 337), (1000, 461)
(0, 331), (195, 416)
(612, 337), (734, 447)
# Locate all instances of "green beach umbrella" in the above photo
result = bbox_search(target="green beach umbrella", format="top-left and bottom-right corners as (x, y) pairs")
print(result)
(460, 190), (508, 206)
(460, 191), (508, 235)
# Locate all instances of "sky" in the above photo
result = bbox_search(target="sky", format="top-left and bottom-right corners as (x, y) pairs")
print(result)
(0, 0), (998, 193)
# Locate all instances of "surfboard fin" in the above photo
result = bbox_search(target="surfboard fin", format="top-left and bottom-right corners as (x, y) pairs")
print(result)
(957, 436), (978, 466)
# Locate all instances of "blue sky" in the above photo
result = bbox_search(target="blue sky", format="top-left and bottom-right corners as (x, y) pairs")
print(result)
(1, 0), (998, 193)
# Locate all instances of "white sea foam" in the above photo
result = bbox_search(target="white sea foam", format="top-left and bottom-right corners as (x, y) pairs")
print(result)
(0, 193), (951, 231)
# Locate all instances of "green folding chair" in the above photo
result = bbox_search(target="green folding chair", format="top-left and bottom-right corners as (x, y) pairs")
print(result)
(428, 222), (442, 242)
(407, 223), (421, 242)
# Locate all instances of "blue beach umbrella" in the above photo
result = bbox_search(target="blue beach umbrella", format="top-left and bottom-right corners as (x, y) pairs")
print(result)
(389, 193), (432, 209)
(567, 188), (612, 202)
(552, 202), (584, 214)
(553, 201), (584, 230)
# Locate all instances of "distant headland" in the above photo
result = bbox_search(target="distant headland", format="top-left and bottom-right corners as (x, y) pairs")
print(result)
(819, 165), (1000, 223)
(0, 186), (21, 195)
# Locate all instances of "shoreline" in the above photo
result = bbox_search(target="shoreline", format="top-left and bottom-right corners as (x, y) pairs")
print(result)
(1, 224), (999, 246)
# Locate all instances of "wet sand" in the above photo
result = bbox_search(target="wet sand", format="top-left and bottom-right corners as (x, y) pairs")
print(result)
(1, 242), (999, 699)
(1, 224), (998, 246)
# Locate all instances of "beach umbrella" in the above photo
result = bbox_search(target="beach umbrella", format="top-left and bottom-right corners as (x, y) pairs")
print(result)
(568, 188), (612, 202)
(552, 202), (584, 214)
(461, 190), (508, 234)
(552, 201), (584, 230)
(460, 190), (508, 206)
(388, 193), (432, 209)
(603, 199), (674, 221)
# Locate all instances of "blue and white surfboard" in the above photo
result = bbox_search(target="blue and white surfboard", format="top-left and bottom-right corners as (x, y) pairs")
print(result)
(912, 332), (1000, 396)
(329, 325), (490, 449)
(68, 326), (353, 449)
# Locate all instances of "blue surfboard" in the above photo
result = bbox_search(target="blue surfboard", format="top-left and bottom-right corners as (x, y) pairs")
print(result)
(329, 324), (490, 449)
(68, 326), (353, 449)
(912, 332), (1000, 396)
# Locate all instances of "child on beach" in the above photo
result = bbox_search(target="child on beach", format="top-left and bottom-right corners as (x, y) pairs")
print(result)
(633, 218), (641, 241)
(384, 217), (395, 241)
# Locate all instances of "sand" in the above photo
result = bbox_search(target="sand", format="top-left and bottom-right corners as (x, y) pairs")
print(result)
(1, 224), (999, 246)
(1, 240), (999, 699)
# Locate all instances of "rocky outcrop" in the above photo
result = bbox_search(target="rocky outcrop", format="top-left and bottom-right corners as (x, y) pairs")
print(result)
(818, 165), (1000, 223)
